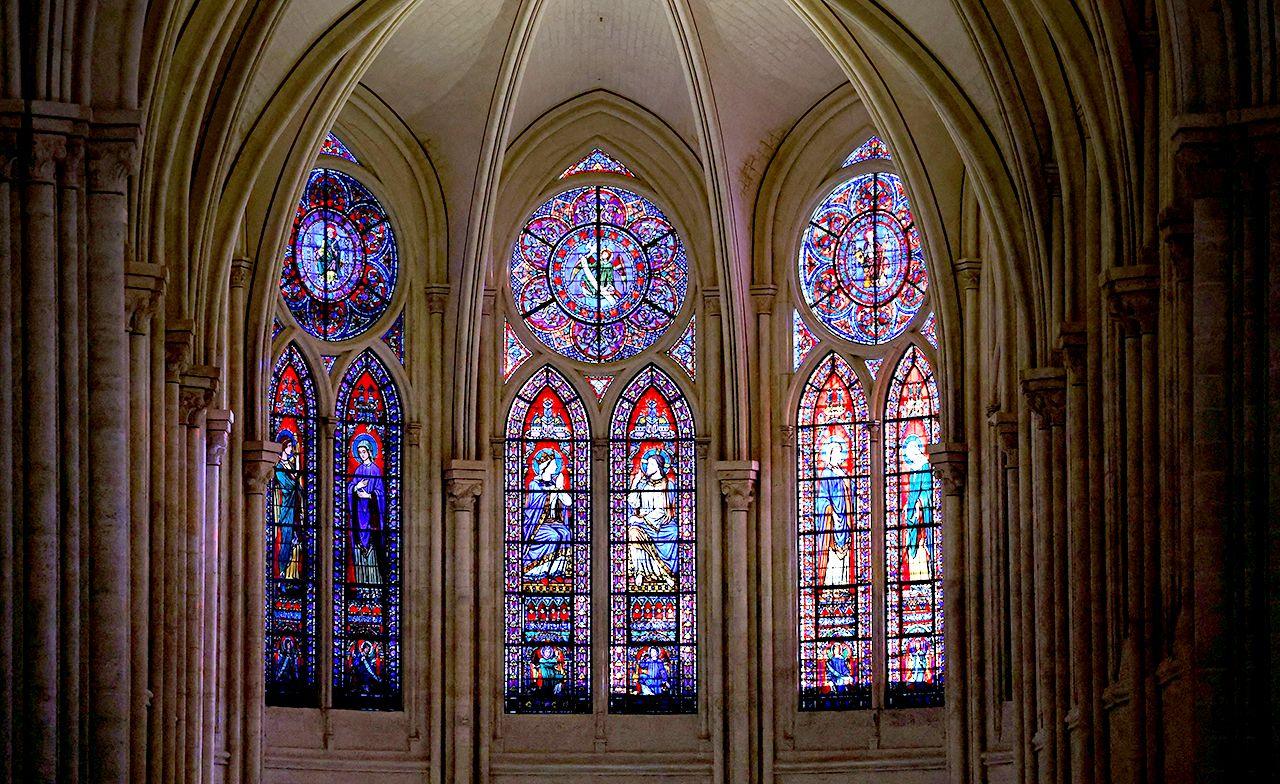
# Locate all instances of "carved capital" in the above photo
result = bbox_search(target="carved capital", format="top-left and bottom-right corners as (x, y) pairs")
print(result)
(926, 443), (968, 495)
(591, 437), (608, 462)
(1158, 205), (1193, 282)
(695, 437), (711, 461)
(716, 461), (758, 513)
(205, 409), (235, 466)
(779, 425), (794, 448)
(988, 411), (1019, 458)
(59, 137), (85, 188)
(165, 320), (195, 379)
(425, 284), (450, 314)
(954, 257), (982, 291)
(229, 257), (252, 289)
(243, 440), (283, 495)
(702, 288), (721, 317)
(0, 131), (17, 182)
(1100, 264), (1158, 335)
(1020, 367), (1066, 429)
(125, 263), (167, 334)
(87, 137), (136, 194)
(179, 365), (220, 425)
(1057, 321), (1087, 381)
(406, 421), (422, 448)
(750, 285), (778, 315)
(445, 461), (486, 512)
(28, 133), (66, 184)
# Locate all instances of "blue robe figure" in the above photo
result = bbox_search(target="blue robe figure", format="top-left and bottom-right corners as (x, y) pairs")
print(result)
(347, 433), (387, 585)
(814, 430), (852, 586)
(273, 636), (300, 686)
(626, 448), (678, 590)
(530, 646), (565, 697)
(351, 640), (383, 696)
(272, 434), (304, 580)
(634, 647), (671, 695)
(825, 643), (853, 694)
(522, 448), (573, 583)
(901, 434), (934, 581)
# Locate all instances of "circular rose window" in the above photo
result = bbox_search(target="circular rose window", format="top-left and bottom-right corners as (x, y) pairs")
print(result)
(510, 186), (688, 363)
(798, 172), (928, 345)
(280, 169), (398, 341)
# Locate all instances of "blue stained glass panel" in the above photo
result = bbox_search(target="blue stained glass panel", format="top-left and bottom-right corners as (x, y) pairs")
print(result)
(320, 132), (359, 163)
(561, 148), (635, 179)
(667, 318), (697, 381)
(841, 135), (891, 167)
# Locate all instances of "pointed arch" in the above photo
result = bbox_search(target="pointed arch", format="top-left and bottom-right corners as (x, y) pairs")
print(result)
(266, 343), (321, 707)
(332, 349), (403, 710)
(608, 365), (697, 713)
(502, 366), (593, 713)
(883, 344), (943, 707)
(796, 353), (873, 710)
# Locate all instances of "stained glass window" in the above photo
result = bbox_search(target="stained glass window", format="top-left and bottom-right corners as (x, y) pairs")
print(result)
(793, 310), (818, 371)
(503, 367), (593, 713)
(865, 357), (884, 381)
(503, 321), (533, 382)
(266, 344), (320, 706)
(320, 132), (359, 163)
(883, 345), (943, 707)
(381, 313), (406, 365)
(842, 135), (891, 167)
(333, 350), (403, 710)
(798, 172), (928, 345)
(796, 353), (873, 710)
(920, 311), (938, 349)
(584, 374), (614, 402)
(320, 355), (338, 375)
(509, 186), (688, 364)
(280, 168), (399, 342)
(271, 315), (286, 342)
(561, 148), (635, 179)
(608, 365), (697, 713)
(667, 318), (697, 381)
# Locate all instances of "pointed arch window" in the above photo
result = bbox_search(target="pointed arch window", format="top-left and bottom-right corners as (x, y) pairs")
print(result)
(796, 353), (873, 709)
(503, 366), (593, 713)
(608, 365), (697, 714)
(561, 148), (635, 179)
(267, 344), (321, 706)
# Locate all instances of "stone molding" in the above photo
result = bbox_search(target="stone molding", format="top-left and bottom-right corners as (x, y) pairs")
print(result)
(445, 460), (486, 512)
(1100, 264), (1158, 335)
(715, 461), (758, 512)
(205, 409), (235, 466)
(242, 441), (283, 494)
(1019, 367), (1066, 429)
(925, 443), (968, 495)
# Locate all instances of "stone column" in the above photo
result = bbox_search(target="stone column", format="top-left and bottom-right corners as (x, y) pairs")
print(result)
(927, 443), (969, 784)
(0, 133), (16, 777)
(204, 409), (233, 784)
(424, 284), (449, 779)
(163, 324), (191, 784)
(23, 132), (66, 783)
(223, 258), (251, 784)
(749, 285), (775, 784)
(126, 263), (165, 783)
(717, 461), (757, 784)
(990, 411), (1027, 783)
(445, 463), (484, 784)
(240, 441), (281, 784)
(86, 132), (137, 784)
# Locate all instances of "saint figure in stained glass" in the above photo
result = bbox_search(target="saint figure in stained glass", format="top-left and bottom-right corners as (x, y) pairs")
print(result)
(347, 433), (387, 585)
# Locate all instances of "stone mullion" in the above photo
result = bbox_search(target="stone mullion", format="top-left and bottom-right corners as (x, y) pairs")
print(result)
(318, 416), (337, 713)
(717, 461), (757, 784)
(445, 463), (484, 784)
(869, 411), (886, 714)
(241, 442), (282, 784)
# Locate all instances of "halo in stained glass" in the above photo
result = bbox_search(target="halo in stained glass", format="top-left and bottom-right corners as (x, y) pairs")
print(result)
(509, 186), (688, 364)
(798, 172), (928, 345)
(280, 168), (399, 342)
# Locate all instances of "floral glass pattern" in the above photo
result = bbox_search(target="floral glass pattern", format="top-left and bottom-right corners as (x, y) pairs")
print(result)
(798, 172), (928, 345)
(560, 148), (635, 179)
(883, 345), (943, 707)
(320, 132), (358, 163)
(841, 135), (892, 167)
(608, 366), (697, 713)
(503, 367), (593, 713)
(667, 318), (697, 381)
(796, 353), (873, 709)
(333, 350), (403, 710)
(266, 344), (320, 706)
(509, 186), (688, 364)
(280, 168), (399, 342)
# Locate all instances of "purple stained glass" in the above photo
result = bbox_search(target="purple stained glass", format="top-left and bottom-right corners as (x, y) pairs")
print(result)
(842, 135), (891, 167)
(796, 353), (873, 710)
(272, 316), (286, 342)
(280, 168), (399, 342)
(320, 132), (358, 163)
(561, 148), (635, 179)
(798, 172), (929, 345)
(509, 186), (689, 364)
(382, 312), (406, 365)
(883, 345), (943, 708)
(608, 365), (697, 713)
(865, 357), (884, 381)
(320, 355), (337, 374)
(503, 366), (592, 713)
(667, 319), (697, 381)
(266, 344), (320, 707)
(793, 310), (818, 372)
(584, 374), (613, 402)
(333, 350), (402, 710)
(503, 321), (533, 382)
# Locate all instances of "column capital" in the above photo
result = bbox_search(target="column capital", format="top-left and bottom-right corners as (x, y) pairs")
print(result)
(166, 318), (195, 378)
(230, 257), (253, 289)
(702, 287), (721, 317)
(591, 437), (608, 462)
(1057, 321), (1088, 381)
(28, 132), (66, 184)
(988, 410), (1020, 459)
(405, 421), (422, 448)
(125, 262), (167, 334)
(1100, 264), (1158, 335)
(180, 365), (220, 425)
(954, 257), (982, 290)
(59, 136), (84, 188)
(0, 129), (17, 182)
(206, 409), (235, 466)
(750, 285), (778, 315)
(925, 443), (968, 495)
(86, 136), (137, 194)
(779, 425), (795, 448)
(715, 461), (758, 512)
(445, 460), (486, 512)
(425, 284), (450, 314)
(242, 441), (283, 494)
(1020, 367), (1066, 428)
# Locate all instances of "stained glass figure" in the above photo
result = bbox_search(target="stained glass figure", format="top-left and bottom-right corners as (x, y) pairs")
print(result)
(921, 311), (938, 349)
(796, 353), (873, 710)
(793, 310), (818, 372)
(503, 367), (592, 713)
(841, 135), (891, 167)
(584, 374), (614, 402)
(266, 344), (320, 706)
(381, 313), (406, 365)
(883, 345), (943, 707)
(280, 168), (399, 342)
(667, 318), (697, 381)
(320, 355), (337, 375)
(509, 186), (688, 364)
(608, 366), (697, 713)
(272, 315), (286, 343)
(503, 321), (533, 382)
(560, 148), (635, 179)
(320, 132), (359, 163)
(798, 172), (929, 345)
(333, 350), (402, 710)
(865, 357), (884, 381)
